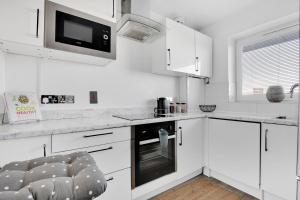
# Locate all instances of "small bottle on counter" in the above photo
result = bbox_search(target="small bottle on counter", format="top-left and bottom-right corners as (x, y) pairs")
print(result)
(176, 103), (182, 113)
(170, 102), (176, 113)
(181, 103), (187, 113)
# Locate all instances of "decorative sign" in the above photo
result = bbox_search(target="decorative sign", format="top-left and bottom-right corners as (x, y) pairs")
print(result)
(4, 92), (42, 124)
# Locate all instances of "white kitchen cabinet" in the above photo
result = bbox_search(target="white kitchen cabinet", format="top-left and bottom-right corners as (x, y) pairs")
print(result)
(177, 118), (203, 178)
(49, 0), (117, 22)
(261, 123), (297, 200)
(208, 118), (260, 189)
(52, 127), (130, 153)
(53, 140), (130, 175)
(195, 32), (212, 77)
(166, 19), (196, 75)
(0, 0), (44, 46)
(51, 127), (131, 200)
(97, 168), (131, 200)
(152, 18), (212, 77)
(0, 136), (51, 166)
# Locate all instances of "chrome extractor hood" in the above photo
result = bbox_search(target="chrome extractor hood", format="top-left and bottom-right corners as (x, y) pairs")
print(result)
(117, 0), (163, 42)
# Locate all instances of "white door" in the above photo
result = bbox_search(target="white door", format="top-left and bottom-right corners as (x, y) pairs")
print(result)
(261, 124), (297, 200)
(50, 0), (116, 22)
(177, 119), (203, 178)
(195, 32), (212, 77)
(0, 0), (44, 46)
(97, 168), (131, 200)
(0, 136), (51, 166)
(208, 119), (260, 189)
(166, 18), (196, 75)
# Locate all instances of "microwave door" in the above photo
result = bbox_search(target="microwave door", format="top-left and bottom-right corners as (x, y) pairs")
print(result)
(55, 11), (111, 53)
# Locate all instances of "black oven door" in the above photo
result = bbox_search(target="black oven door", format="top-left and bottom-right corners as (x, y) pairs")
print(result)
(55, 11), (111, 53)
(134, 122), (176, 187)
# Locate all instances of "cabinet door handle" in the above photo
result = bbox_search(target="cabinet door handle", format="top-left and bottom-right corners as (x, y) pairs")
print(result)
(106, 177), (114, 182)
(265, 129), (268, 152)
(83, 132), (113, 138)
(179, 127), (183, 146)
(88, 146), (113, 154)
(43, 144), (47, 157)
(36, 9), (40, 38)
(167, 49), (171, 66)
(195, 57), (199, 72)
(112, 0), (115, 18)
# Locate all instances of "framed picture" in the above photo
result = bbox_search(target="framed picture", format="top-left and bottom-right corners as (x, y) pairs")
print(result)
(4, 92), (42, 124)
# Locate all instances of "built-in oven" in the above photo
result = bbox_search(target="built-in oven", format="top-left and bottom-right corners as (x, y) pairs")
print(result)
(45, 0), (116, 59)
(131, 121), (176, 188)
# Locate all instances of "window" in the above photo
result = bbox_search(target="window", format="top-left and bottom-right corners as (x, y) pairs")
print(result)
(236, 24), (299, 101)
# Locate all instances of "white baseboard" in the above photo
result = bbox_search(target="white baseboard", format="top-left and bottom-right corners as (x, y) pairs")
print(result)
(132, 167), (287, 200)
(132, 169), (203, 200)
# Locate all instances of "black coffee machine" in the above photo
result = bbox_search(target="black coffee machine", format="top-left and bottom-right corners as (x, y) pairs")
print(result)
(154, 97), (170, 115)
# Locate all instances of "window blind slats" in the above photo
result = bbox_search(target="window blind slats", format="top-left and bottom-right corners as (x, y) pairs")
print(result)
(243, 31), (299, 52)
(240, 29), (299, 96)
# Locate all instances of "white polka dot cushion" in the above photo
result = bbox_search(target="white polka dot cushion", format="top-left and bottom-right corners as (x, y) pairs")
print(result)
(0, 152), (107, 200)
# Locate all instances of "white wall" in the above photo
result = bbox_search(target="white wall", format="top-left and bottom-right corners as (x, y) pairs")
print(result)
(0, 51), (5, 114)
(201, 0), (299, 117)
(1, 37), (179, 112)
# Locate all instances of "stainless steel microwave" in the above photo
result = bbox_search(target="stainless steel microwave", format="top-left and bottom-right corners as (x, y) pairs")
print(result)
(44, 0), (116, 59)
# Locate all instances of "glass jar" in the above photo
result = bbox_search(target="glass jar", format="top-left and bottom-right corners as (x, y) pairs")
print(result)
(176, 103), (182, 113)
(181, 103), (187, 113)
(170, 103), (176, 113)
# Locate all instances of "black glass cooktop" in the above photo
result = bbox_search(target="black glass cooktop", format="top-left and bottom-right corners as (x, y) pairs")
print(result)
(113, 113), (174, 121)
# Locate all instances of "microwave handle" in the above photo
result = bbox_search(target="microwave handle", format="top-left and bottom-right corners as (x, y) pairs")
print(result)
(36, 8), (40, 38)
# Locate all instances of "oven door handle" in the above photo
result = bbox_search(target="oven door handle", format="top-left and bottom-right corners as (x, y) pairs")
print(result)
(139, 135), (176, 146)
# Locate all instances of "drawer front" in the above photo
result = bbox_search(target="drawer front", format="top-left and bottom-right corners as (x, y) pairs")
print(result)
(52, 127), (130, 153)
(53, 140), (130, 175)
(97, 168), (131, 200)
(88, 141), (130, 175)
(0, 136), (51, 166)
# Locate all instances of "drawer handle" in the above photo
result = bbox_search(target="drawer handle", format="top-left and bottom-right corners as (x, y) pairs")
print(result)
(83, 132), (113, 138)
(43, 144), (47, 157)
(265, 129), (268, 152)
(179, 127), (183, 146)
(88, 146), (113, 154)
(36, 8), (40, 38)
(106, 177), (114, 182)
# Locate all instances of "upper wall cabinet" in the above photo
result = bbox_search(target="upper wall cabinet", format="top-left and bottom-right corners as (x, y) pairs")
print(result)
(152, 18), (212, 78)
(195, 32), (212, 77)
(49, 0), (117, 22)
(165, 19), (196, 75)
(0, 0), (44, 46)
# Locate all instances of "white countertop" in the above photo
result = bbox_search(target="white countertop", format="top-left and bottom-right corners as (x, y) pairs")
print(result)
(0, 111), (297, 141)
(210, 112), (298, 126)
(0, 112), (206, 140)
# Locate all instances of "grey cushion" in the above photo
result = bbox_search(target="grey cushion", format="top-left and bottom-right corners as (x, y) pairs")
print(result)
(0, 152), (107, 200)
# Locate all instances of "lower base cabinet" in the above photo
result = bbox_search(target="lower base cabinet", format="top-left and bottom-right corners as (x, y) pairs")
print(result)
(177, 119), (204, 179)
(97, 168), (131, 200)
(208, 119), (260, 189)
(0, 136), (51, 166)
(261, 123), (297, 200)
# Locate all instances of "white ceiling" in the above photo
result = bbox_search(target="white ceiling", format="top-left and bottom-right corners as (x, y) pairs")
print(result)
(150, 0), (261, 30)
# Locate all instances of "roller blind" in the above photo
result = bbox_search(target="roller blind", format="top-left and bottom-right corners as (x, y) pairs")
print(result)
(240, 28), (299, 97)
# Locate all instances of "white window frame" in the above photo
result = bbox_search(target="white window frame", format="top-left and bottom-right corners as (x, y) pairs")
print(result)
(235, 22), (299, 103)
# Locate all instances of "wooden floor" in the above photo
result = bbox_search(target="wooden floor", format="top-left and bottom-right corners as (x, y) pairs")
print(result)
(152, 176), (258, 200)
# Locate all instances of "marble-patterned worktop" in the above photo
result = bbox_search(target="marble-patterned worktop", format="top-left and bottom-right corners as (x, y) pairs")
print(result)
(0, 112), (206, 140)
(210, 112), (298, 126)
(0, 111), (297, 140)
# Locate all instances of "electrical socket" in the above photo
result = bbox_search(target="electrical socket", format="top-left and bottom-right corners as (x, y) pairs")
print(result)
(89, 91), (98, 104)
